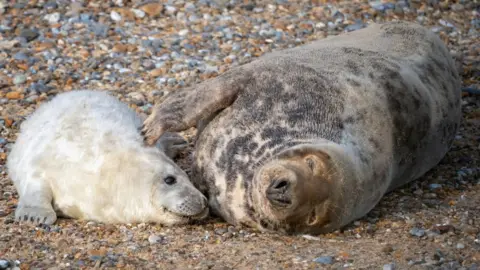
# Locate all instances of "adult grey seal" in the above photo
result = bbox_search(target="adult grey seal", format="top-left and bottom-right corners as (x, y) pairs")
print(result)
(7, 90), (208, 225)
(141, 21), (461, 234)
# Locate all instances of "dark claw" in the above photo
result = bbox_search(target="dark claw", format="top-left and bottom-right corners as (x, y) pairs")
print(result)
(30, 216), (34, 222)
(23, 215), (28, 221)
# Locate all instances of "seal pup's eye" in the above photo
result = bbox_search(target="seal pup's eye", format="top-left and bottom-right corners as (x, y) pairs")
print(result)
(164, 176), (177, 185)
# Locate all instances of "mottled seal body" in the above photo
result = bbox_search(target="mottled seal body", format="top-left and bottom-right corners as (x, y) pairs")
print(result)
(142, 21), (462, 234)
(7, 90), (208, 225)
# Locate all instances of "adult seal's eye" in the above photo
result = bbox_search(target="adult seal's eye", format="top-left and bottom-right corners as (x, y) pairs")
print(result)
(164, 176), (177, 185)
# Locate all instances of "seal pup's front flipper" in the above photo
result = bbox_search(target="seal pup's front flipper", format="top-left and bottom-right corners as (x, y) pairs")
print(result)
(14, 179), (57, 225)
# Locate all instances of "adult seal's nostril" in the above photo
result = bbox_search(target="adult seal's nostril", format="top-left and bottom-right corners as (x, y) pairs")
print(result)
(266, 179), (292, 207)
(271, 179), (289, 191)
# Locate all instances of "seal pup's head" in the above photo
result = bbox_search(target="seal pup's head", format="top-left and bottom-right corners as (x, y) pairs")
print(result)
(251, 143), (349, 234)
(107, 136), (208, 225)
(140, 148), (209, 225)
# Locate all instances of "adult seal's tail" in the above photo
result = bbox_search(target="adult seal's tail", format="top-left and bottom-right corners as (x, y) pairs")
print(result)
(142, 21), (462, 234)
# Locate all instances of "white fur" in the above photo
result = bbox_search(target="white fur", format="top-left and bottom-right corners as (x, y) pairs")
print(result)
(7, 90), (207, 225)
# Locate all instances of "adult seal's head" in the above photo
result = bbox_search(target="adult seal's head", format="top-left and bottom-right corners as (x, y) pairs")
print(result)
(250, 144), (346, 233)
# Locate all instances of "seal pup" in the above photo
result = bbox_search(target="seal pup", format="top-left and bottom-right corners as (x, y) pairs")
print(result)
(141, 21), (462, 234)
(7, 90), (209, 225)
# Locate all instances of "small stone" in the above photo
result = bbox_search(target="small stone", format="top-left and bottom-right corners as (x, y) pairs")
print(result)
(139, 2), (163, 17)
(382, 245), (394, 254)
(19, 29), (39, 42)
(215, 228), (227, 235)
(43, 1), (58, 9)
(13, 74), (27, 85)
(44, 12), (60, 24)
(149, 68), (166, 77)
(156, 77), (167, 86)
(25, 95), (39, 103)
(127, 92), (145, 104)
(429, 183), (442, 190)
(0, 260), (10, 269)
(0, 40), (19, 50)
(313, 256), (334, 265)
(132, 9), (145, 18)
(167, 78), (177, 85)
(88, 248), (107, 257)
(148, 90), (164, 99)
(345, 23), (365, 32)
(111, 11), (122, 22)
(148, 234), (162, 244)
(35, 42), (55, 52)
(383, 263), (395, 270)
(224, 55), (237, 64)
(184, 3), (196, 12)
(432, 224), (455, 234)
(112, 43), (128, 53)
(13, 52), (29, 61)
(451, 4), (464, 11)
(456, 243), (465, 249)
(165, 5), (177, 15)
(29, 81), (50, 93)
(142, 60), (155, 70)
(409, 227), (426, 237)
(179, 29), (189, 36)
(6, 91), (22, 100)
(204, 65), (219, 74)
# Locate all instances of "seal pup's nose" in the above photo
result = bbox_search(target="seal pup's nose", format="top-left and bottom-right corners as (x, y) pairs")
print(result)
(266, 179), (292, 207)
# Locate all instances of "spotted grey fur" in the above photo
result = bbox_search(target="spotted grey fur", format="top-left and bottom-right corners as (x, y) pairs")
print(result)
(142, 21), (462, 234)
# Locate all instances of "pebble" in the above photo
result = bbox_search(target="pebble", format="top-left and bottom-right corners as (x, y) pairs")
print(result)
(456, 243), (465, 249)
(383, 263), (396, 270)
(13, 74), (27, 85)
(43, 1), (58, 9)
(313, 256), (334, 265)
(179, 29), (189, 36)
(25, 95), (38, 103)
(148, 234), (162, 244)
(19, 29), (39, 42)
(139, 2), (163, 17)
(345, 23), (365, 32)
(429, 183), (442, 190)
(110, 11), (122, 22)
(215, 228), (228, 235)
(44, 12), (60, 24)
(410, 227), (426, 237)
(0, 260), (10, 269)
(167, 78), (177, 85)
(13, 52), (29, 61)
(132, 9), (145, 18)
(165, 6), (177, 15)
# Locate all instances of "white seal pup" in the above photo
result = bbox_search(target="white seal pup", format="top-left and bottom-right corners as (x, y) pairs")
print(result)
(7, 90), (208, 225)
(141, 21), (462, 234)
